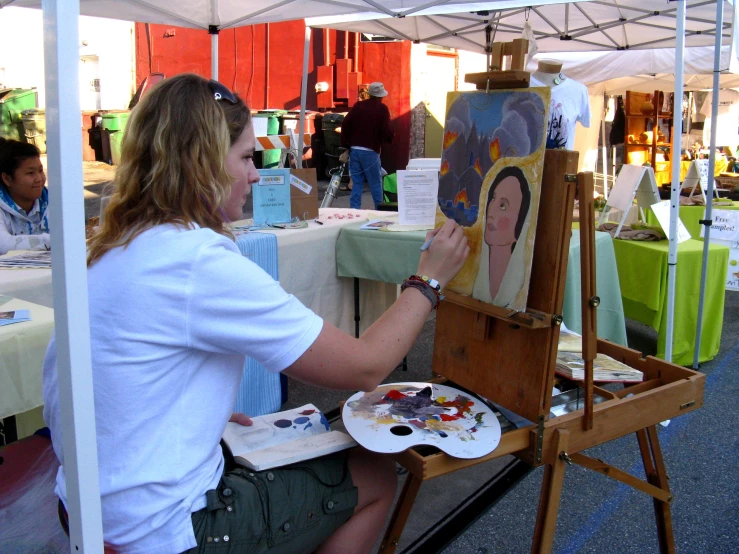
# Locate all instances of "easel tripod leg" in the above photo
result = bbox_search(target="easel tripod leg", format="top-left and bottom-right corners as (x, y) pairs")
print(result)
(531, 429), (570, 554)
(379, 471), (423, 554)
(636, 426), (675, 554)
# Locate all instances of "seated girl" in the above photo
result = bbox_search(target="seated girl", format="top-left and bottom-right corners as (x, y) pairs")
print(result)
(0, 138), (50, 255)
(43, 74), (469, 554)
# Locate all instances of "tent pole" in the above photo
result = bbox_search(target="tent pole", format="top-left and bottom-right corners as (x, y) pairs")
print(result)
(210, 0), (219, 80)
(601, 97), (607, 196)
(210, 30), (219, 80)
(42, 0), (103, 550)
(693, 0), (724, 368)
(298, 26), (311, 170)
(665, 0), (686, 363)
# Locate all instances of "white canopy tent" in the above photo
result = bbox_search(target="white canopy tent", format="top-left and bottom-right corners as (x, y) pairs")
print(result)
(529, 44), (739, 93)
(308, 0), (733, 52)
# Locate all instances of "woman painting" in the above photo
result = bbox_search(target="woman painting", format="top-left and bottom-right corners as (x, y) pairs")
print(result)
(472, 165), (531, 306)
(43, 74), (469, 554)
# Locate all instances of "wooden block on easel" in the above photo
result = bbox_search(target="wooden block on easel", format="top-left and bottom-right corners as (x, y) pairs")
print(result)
(465, 70), (531, 90)
(464, 38), (530, 90)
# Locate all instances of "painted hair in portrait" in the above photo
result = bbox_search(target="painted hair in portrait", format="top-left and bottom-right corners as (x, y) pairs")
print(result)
(435, 88), (550, 312)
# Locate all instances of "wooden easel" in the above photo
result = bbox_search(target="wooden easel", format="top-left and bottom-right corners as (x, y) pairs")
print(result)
(377, 114), (705, 552)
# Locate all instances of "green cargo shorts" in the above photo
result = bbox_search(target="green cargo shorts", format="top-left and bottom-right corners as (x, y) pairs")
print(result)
(186, 450), (358, 553)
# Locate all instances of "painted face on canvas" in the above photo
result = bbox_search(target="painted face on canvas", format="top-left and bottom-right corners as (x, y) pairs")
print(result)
(485, 175), (523, 247)
(224, 121), (260, 221)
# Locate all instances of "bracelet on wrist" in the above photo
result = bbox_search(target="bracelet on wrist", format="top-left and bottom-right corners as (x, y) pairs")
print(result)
(408, 274), (442, 294)
(401, 275), (443, 309)
(401, 280), (439, 309)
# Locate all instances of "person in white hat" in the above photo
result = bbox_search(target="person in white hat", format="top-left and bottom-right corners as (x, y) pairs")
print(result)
(340, 81), (394, 209)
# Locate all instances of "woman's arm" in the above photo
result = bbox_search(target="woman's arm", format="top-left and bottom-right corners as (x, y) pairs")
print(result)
(284, 220), (469, 391)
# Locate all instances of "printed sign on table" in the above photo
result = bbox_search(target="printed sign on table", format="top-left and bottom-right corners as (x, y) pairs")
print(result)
(701, 210), (739, 291)
(650, 200), (691, 244)
(253, 169), (292, 225)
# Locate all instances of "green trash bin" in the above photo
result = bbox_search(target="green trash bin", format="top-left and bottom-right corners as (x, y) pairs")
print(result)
(102, 111), (131, 165)
(255, 110), (286, 169)
(20, 109), (46, 154)
(0, 88), (38, 141)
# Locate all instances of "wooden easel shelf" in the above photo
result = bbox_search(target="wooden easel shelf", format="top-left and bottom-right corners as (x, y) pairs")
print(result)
(464, 70), (530, 90)
(444, 290), (555, 329)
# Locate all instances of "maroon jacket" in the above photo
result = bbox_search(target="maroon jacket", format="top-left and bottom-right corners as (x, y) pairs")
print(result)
(340, 98), (394, 154)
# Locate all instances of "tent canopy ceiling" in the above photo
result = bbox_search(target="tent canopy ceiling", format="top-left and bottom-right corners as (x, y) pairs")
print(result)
(308, 0), (734, 53)
(530, 44), (739, 92)
(0, 0), (574, 29)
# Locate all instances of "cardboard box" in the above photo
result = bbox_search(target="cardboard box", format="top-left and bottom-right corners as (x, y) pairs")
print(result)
(290, 168), (319, 221)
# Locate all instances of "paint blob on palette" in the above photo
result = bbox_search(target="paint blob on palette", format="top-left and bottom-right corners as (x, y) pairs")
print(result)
(342, 382), (502, 459)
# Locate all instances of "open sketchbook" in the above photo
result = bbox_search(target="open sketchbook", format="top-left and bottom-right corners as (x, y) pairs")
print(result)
(556, 329), (643, 382)
(221, 404), (357, 471)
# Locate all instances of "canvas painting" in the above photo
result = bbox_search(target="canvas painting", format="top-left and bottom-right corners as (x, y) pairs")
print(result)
(436, 88), (550, 312)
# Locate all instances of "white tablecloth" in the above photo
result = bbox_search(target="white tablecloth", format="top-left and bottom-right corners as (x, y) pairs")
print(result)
(0, 267), (53, 308)
(0, 209), (397, 333)
(0, 298), (54, 419)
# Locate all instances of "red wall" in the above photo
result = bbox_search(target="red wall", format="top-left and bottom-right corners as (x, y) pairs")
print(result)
(134, 21), (411, 173)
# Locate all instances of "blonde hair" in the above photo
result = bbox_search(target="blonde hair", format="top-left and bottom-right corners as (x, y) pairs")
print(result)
(87, 73), (251, 266)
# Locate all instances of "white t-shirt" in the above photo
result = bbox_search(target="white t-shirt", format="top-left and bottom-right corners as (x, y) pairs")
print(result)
(43, 224), (323, 554)
(531, 76), (591, 150)
(700, 89), (739, 148)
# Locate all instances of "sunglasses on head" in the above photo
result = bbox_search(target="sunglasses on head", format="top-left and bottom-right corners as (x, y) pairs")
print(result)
(208, 80), (237, 104)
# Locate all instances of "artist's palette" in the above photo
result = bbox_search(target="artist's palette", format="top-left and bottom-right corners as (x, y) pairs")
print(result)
(342, 382), (501, 459)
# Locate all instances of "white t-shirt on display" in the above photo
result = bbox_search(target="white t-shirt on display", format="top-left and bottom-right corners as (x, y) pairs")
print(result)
(700, 89), (739, 148)
(530, 75), (591, 150)
(43, 224), (323, 554)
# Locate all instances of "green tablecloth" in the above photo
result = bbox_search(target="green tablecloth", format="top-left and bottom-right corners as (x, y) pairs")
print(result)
(611, 238), (729, 366)
(645, 201), (739, 239)
(336, 224), (627, 345)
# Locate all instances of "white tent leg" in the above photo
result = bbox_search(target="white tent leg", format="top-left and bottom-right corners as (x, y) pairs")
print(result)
(210, 0), (219, 80)
(42, 0), (103, 550)
(211, 31), (219, 80)
(665, 0), (687, 363)
(298, 26), (311, 170)
(601, 102), (607, 196)
(693, 0), (724, 368)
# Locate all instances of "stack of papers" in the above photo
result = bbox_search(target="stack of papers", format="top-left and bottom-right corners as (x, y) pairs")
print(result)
(556, 327), (643, 382)
(0, 309), (31, 327)
(0, 251), (52, 269)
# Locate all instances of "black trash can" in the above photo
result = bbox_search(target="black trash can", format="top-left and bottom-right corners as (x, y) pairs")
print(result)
(322, 112), (346, 178)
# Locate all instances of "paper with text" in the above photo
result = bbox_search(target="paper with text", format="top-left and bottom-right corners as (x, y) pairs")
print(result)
(397, 170), (439, 226)
(650, 201), (691, 243)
